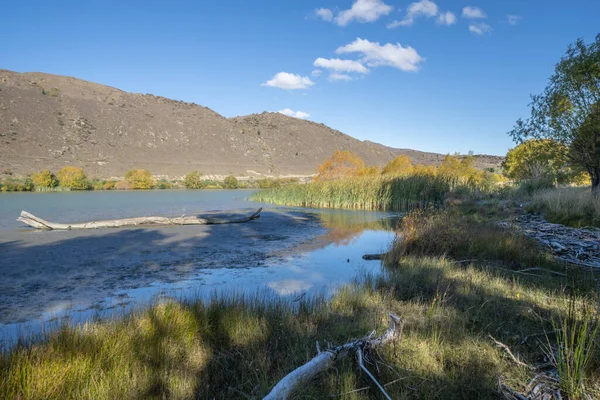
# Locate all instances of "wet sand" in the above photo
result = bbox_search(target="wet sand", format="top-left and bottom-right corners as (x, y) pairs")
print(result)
(0, 209), (324, 324)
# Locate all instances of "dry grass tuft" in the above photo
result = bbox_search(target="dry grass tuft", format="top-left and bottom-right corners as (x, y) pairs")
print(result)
(529, 187), (600, 227)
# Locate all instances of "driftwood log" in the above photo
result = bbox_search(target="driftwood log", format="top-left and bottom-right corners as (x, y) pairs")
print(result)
(263, 313), (403, 400)
(17, 208), (262, 230)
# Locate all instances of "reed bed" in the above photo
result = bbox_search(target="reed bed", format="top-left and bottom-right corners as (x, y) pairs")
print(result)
(251, 175), (451, 210)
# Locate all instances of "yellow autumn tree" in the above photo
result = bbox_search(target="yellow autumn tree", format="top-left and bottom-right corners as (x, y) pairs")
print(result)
(31, 169), (57, 188)
(57, 166), (90, 190)
(316, 150), (366, 181)
(125, 169), (154, 189)
(412, 164), (437, 176)
(381, 155), (414, 176)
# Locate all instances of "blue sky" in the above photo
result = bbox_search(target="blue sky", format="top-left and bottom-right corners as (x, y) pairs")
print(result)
(1, 0), (599, 156)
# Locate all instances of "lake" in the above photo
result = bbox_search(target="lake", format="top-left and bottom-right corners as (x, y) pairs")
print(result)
(0, 190), (400, 350)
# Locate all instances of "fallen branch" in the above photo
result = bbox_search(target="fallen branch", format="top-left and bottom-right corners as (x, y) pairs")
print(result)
(514, 268), (566, 277)
(17, 208), (262, 230)
(263, 314), (403, 400)
(489, 335), (534, 370)
(362, 253), (387, 261)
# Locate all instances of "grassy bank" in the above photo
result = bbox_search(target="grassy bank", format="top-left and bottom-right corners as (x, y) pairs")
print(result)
(251, 175), (450, 210)
(2, 202), (598, 399)
(528, 187), (600, 227)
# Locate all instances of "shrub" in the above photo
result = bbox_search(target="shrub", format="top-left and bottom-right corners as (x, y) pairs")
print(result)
(155, 179), (172, 190)
(30, 169), (57, 188)
(57, 166), (90, 190)
(0, 178), (34, 192)
(125, 169), (154, 189)
(183, 171), (205, 189)
(103, 181), (116, 190)
(114, 180), (131, 190)
(223, 176), (238, 189)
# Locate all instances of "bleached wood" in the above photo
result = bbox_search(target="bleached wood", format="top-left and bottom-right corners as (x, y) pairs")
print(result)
(17, 208), (262, 230)
(263, 314), (402, 400)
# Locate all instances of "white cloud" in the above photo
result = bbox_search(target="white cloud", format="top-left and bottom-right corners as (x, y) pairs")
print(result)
(469, 22), (492, 35)
(336, 38), (424, 72)
(278, 108), (311, 119)
(462, 6), (486, 19)
(262, 72), (315, 90)
(329, 72), (353, 81)
(311, 69), (323, 77)
(437, 11), (457, 26)
(315, 8), (334, 22)
(388, 0), (438, 28)
(507, 14), (521, 25)
(334, 0), (393, 26)
(268, 279), (313, 295)
(313, 57), (369, 74)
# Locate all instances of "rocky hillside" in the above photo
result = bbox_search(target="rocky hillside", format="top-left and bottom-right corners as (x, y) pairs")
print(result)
(0, 69), (503, 178)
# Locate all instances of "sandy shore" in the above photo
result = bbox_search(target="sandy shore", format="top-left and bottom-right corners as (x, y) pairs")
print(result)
(0, 209), (324, 324)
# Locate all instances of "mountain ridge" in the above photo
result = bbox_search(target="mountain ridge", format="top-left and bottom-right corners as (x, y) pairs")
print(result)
(0, 69), (503, 178)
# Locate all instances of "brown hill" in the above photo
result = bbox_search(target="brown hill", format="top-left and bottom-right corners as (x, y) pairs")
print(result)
(0, 69), (503, 178)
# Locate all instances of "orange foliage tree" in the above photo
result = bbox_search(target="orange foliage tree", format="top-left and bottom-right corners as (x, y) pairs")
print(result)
(381, 155), (414, 175)
(316, 150), (366, 181)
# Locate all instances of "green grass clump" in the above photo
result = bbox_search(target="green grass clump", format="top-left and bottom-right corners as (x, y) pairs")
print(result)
(552, 296), (600, 399)
(388, 207), (555, 268)
(251, 175), (450, 210)
(528, 187), (600, 227)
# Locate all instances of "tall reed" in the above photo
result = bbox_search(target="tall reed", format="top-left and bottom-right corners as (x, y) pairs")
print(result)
(251, 175), (450, 211)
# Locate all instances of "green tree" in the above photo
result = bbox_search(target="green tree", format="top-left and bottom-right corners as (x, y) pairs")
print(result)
(125, 169), (154, 189)
(31, 169), (57, 188)
(223, 175), (238, 189)
(183, 171), (205, 189)
(569, 107), (600, 189)
(508, 35), (600, 193)
(503, 139), (572, 184)
(57, 166), (90, 190)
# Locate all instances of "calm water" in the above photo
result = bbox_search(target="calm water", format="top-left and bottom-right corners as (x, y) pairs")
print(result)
(0, 189), (260, 231)
(0, 190), (400, 350)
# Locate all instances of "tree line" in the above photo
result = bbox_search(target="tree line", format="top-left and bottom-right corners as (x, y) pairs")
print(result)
(0, 167), (296, 192)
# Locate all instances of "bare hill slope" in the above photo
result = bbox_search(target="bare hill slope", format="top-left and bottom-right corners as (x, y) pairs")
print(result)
(0, 69), (503, 178)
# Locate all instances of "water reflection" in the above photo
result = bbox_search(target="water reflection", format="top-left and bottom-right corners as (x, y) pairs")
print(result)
(317, 209), (401, 247)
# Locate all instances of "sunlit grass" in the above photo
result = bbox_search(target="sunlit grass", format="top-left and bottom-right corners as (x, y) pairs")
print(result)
(528, 187), (600, 227)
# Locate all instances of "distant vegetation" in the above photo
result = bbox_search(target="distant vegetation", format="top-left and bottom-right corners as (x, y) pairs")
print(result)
(0, 166), (299, 192)
(183, 171), (205, 189)
(30, 169), (57, 189)
(125, 169), (154, 189)
(222, 175), (239, 189)
(56, 166), (90, 190)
